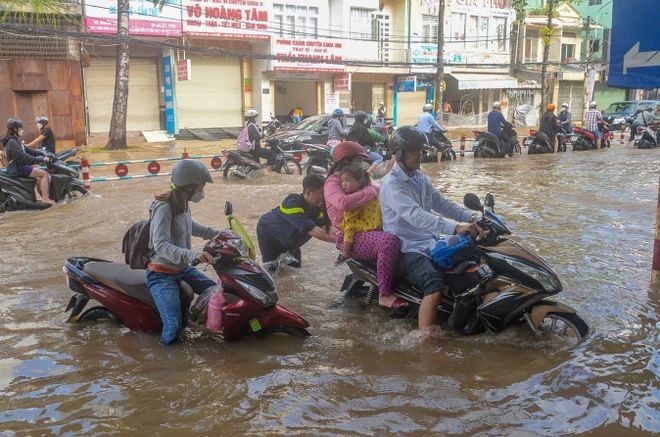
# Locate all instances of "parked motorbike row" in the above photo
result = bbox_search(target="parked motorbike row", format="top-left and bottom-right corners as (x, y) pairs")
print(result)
(65, 195), (589, 344)
(522, 123), (613, 155)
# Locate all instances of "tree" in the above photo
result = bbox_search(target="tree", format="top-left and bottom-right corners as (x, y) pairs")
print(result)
(510, 0), (528, 76)
(107, 0), (130, 149)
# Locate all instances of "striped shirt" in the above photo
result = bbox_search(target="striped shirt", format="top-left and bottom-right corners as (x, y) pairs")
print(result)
(584, 109), (603, 131)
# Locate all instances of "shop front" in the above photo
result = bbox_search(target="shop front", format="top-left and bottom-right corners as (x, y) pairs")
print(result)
(0, 59), (85, 146)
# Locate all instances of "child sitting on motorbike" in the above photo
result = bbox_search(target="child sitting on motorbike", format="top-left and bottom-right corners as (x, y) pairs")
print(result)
(335, 164), (404, 309)
(256, 173), (335, 272)
(146, 160), (222, 345)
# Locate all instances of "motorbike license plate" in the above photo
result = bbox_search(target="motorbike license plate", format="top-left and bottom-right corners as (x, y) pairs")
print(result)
(523, 138), (533, 145)
(634, 135), (642, 141)
(249, 318), (262, 332)
(570, 135), (579, 142)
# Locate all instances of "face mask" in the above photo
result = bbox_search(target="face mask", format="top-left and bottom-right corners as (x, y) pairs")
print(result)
(190, 191), (205, 203)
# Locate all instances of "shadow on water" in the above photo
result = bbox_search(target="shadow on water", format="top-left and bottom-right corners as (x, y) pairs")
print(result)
(0, 147), (658, 434)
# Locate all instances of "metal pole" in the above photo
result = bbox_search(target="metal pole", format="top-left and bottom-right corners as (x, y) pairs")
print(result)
(583, 16), (591, 115)
(435, 0), (445, 121)
(653, 177), (660, 286)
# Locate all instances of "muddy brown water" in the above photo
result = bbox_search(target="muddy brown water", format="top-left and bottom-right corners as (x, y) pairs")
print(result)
(0, 146), (658, 435)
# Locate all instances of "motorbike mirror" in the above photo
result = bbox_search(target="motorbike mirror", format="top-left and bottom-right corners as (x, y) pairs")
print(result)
(224, 201), (233, 216)
(463, 193), (483, 211)
(485, 193), (495, 209)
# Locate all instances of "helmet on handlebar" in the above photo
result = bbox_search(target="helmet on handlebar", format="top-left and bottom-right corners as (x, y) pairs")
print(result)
(172, 159), (214, 187)
(390, 125), (425, 161)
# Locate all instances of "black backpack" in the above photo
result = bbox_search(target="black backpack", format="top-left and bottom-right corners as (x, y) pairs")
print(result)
(121, 218), (153, 269)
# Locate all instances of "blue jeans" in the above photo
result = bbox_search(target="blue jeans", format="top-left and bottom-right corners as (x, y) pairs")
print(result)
(145, 267), (217, 345)
(367, 151), (384, 164)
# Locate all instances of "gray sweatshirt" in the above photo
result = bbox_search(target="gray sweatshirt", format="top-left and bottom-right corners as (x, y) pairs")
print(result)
(148, 200), (220, 271)
(327, 118), (345, 142)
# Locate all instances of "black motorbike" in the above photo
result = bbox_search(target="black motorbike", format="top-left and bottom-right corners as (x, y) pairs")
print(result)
(340, 193), (589, 343)
(524, 130), (567, 154)
(422, 129), (456, 162)
(302, 143), (333, 175)
(222, 144), (302, 180)
(0, 152), (87, 212)
(473, 124), (521, 158)
(633, 125), (657, 149)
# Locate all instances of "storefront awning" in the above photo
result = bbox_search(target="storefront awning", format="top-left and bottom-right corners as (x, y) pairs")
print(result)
(450, 73), (518, 90)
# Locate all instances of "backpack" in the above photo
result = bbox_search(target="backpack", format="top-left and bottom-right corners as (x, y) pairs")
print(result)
(236, 123), (255, 152)
(121, 218), (153, 269)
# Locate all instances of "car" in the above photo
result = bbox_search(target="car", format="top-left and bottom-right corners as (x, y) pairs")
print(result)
(602, 100), (660, 130)
(265, 114), (356, 149)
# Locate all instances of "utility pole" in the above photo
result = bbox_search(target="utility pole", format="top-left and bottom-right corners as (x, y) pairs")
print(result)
(435, 0), (445, 122)
(583, 16), (592, 116)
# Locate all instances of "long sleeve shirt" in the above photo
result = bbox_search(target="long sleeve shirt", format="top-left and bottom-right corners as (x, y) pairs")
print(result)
(487, 111), (507, 137)
(324, 173), (379, 231)
(380, 163), (473, 254)
(327, 118), (345, 142)
(148, 200), (220, 271)
(417, 112), (443, 134)
(1, 135), (45, 177)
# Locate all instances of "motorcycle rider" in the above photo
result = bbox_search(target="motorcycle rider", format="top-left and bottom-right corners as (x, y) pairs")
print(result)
(584, 101), (605, 149)
(487, 101), (514, 157)
(347, 111), (384, 175)
(417, 103), (445, 150)
(1, 118), (54, 204)
(559, 103), (572, 134)
(245, 109), (276, 171)
(146, 159), (222, 345)
(632, 105), (660, 142)
(380, 126), (485, 332)
(327, 108), (346, 150)
(376, 101), (386, 124)
(540, 103), (561, 153)
(26, 116), (56, 153)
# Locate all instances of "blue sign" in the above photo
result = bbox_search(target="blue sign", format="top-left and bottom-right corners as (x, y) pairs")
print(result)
(162, 55), (176, 134)
(609, 0), (660, 89)
(397, 75), (417, 92)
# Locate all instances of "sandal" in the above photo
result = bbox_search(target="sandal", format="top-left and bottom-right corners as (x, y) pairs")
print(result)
(379, 296), (408, 310)
(334, 254), (351, 266)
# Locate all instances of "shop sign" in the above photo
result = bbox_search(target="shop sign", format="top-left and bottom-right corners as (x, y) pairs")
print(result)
(182, 0), (271, 40)
(324, 91), (339, 113)
(162, 55), (176, 134)
(453, 0), (510, 10)
(410, 43), (464, 65)
(397, 76), (417, 92)
(9, 60), (49, 91)
(333, 74), (350, 92)
(176, 59), (192, 81)
(83, 0), (182, 36)
(272, 38), (345, 73)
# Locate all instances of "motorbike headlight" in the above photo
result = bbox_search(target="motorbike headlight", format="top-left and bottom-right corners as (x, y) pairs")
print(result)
(235, 279), (276, 306)
(226, 238), (249, 257)
(504, 258), (561, 292)
(613, 117), (625, 124)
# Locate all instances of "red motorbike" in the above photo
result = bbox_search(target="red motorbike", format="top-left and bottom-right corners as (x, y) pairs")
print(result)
(571, 122), (612, 151)
(63, 202), (310, 341)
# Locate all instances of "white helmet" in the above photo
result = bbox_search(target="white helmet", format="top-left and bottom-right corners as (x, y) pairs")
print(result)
(492, 101), (501, 109)
(423, 103), (433, 112)
(245, 109), (258, 118)
(589, 101), (597, 109)
(561, 103), (569, 109)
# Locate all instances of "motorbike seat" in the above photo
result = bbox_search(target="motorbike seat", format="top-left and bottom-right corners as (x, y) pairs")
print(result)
(83, 262), (194, 309)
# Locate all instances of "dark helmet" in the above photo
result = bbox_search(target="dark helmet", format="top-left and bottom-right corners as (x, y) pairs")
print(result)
(171, 159), (214, 187)
(354, 111), (369, 124)
(390, 126), (426, 159)
(7, 118), (24, 130)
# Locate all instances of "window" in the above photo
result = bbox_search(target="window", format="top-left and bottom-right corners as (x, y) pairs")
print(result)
(273, 3), (319, 39)
(372, 13), (391, 62)
(492, 17), (507, 51)
(525, 29), (539, 62)
(450, 13), (466, 47)
(479, 16), (489, 49)
(422, 14), (438, 44)
(561, 43), (576, 60)
(350, 8), (375, 39)
(588, 0), (602, 5)
(468, 15), (478, 48)
(590, 39), (601, 54)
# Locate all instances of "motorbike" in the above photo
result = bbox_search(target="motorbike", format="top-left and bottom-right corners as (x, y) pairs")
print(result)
(302, 143), (333, 175)
(262, 118), (282, 138)
(423, 128), (456, 162)
(571, 122), (612, 151)
(524, 130), (567, 154)
(633, 125), (657, 149)
(0, 152), (87, 212)
(473, 123), (521, 158)
(340, 193), (589, 343)
(222, 143), (302, 180)
(63, 201), (310, 342)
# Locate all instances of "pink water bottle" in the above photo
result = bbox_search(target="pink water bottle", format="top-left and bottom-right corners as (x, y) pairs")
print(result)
(206, 287), (226, 332)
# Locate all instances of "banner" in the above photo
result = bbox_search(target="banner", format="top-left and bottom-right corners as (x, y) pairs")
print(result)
(272, 38), (345, 73)
(83, 0), (182, 36)
(182, 0), (271, 40)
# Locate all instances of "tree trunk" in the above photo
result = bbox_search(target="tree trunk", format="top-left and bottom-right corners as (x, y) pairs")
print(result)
(107, 0), (129, 149)
(540, 0), (554, 113)
(509, 20), (519, 76)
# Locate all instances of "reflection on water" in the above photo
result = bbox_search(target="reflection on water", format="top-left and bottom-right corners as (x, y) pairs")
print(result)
(0, 147), (658, 434)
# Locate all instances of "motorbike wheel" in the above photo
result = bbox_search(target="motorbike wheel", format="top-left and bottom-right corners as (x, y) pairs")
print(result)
(66, 185), (87, 199)
(260, 325), (311, 338)
(77, 306), (121, 324)
(513, 142), (522, 155)
(223, 162), (252, 180)
(440, 149), (456, 161)
(279, 159), (302, 175)
(305, 159), (329, 175)
(537, 311), (589, 344)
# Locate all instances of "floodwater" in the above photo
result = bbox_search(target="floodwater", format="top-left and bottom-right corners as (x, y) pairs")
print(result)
(0, 146), (658, 435)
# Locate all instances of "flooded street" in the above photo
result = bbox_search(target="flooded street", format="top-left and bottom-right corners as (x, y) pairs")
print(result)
(0, 146), (658, 435)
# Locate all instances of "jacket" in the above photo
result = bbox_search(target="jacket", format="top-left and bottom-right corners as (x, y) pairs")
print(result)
(1, 135), (45, 177)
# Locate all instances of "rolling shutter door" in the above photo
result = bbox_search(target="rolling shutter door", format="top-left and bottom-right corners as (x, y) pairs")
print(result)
(559, 81), (584, 124)
(397, 90), (426, 125)
(85, 58), (160, 133)
(175, 55), (242, 128)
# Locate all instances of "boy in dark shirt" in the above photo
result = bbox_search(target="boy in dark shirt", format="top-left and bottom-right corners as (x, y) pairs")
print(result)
(257, 174), (335, 271)
(27, 116), (56, 153)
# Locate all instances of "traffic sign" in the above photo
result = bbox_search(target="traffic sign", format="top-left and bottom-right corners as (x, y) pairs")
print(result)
(609, 0), (660, 89)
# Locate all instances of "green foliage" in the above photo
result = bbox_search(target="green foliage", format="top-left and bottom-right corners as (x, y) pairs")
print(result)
(541, 26), (554, 46)
(0, 0), (74, 26)
(512, 0), (528, 23)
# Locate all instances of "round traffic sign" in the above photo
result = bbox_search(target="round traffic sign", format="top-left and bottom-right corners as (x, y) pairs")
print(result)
(147, 161), (161, 174)
(115, 163), (129, 177)
(210, 156), (223, 169)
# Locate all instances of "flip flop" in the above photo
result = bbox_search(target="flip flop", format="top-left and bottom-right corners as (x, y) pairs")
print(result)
(379, 297), (408, 310)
